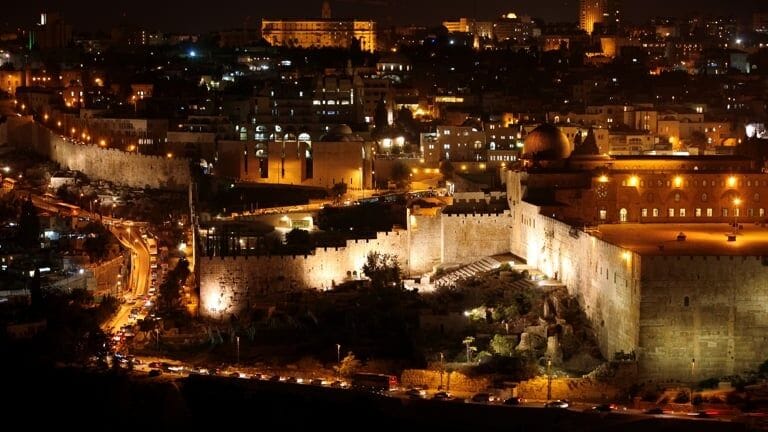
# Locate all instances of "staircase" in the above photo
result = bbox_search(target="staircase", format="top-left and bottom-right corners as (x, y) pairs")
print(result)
(433, 257), (502, 288)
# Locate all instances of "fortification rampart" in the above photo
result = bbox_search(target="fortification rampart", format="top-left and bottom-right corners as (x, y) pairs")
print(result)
(441, 211), (512, 264)
(407, 210), (442, 274)
(199, 230), (408, 319)
(509, 198), (640, 361)
(7, 116), (190, 190)
(639, 255), (768, 381)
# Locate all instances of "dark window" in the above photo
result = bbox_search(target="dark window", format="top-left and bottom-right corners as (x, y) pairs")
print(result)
(684, 296), (690, 307)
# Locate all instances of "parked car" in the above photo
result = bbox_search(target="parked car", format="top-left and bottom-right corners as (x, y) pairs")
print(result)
(545, 400), (570, 409)
(504, 397), (522, 406)
(644, 407), (663, 415)
(432, 391), (454, 401)
(148, 369), (162, 377)
(405, 388), (427, 399)
(592, 403), (614, 412)
(470, 393), (496, 404)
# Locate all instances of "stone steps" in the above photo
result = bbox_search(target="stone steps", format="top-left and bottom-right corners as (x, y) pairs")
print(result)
(433, 256), (502, 287)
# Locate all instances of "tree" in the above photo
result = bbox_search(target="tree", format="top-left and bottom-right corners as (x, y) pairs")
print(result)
(17, 196), (40, 250)
(158, 258), (191, 314)
(362, 251), (401, 289)
(390, 162), (410, 188)
(337, 352), (362, 377)
(285, 228), (312, 249)
(687, 131), (708, 151)
(439, 160), (455, 180)
(331, 182), (347, 202)
(490, 334), (515, 357)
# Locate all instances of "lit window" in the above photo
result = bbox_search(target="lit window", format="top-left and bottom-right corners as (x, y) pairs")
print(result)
(599, 209), (607, 220)
(695, 208), (702, 217)
(761, 208), (765, 217)
(722, 208), (729, 217)
(668, 208), (675, 217)
(707, 208), (713, 217)
(641, 208), (648, 217)
(653, 208), (659, 217)
(679, 208), (686, 217)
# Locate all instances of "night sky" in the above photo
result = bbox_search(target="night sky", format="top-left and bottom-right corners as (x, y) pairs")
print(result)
(1, 0), (764, 33)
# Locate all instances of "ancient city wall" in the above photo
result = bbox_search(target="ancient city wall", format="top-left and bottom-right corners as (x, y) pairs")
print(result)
(509, 199), (641, 361)
(441, 211), (512, 265)
(639, 255), (768, 381)
(199, 230), (409, 319)
(407, 210), (442, 275)
(7, 116), (190, 190)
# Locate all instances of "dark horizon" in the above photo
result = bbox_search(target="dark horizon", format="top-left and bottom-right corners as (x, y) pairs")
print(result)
(0, 0), (764, 34)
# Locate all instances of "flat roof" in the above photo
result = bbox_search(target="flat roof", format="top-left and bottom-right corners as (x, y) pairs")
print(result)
(594, 223), (768, 256)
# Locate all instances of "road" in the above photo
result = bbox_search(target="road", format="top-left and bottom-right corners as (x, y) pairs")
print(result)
(22, 191), (154, 332)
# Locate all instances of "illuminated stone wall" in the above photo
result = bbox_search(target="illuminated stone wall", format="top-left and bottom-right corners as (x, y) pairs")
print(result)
(507, 171), (641, 361)
(8, 117), (190, 190)
(199, 230), (408, 319)
(639, 256), (768, 381)
(407, 210), (442, 275)
(441, 211), (512, 264)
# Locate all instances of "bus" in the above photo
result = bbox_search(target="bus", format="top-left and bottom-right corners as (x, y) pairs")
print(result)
(350, 373), (398, 392)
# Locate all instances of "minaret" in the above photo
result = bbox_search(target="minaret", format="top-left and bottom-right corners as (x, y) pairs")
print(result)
(322, 0), (331, 19)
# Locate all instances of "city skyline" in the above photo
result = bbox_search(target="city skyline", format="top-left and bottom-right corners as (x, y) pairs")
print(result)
(0, 0), (763, 33)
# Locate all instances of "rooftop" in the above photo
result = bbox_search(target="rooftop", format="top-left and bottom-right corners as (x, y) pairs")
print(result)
(594, 223), (768, 256)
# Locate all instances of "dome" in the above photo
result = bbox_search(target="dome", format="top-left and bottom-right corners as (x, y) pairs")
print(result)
(522, 124), (571, 160)
(321, 124), (363, 142)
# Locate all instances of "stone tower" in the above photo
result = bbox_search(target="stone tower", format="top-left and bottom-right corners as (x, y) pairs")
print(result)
(322, 0), (332, 19)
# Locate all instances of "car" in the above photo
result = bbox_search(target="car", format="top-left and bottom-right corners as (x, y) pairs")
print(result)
(687, 410), (711, 418)
(229, 372), (242, 378)
(644, 407), (664, 415)
(148, 369), (162, 377)
(330, 380), (348, 388)
(504, 397), (522, 406)
(470, 393), (496, 404)
(405, 388), (427, 399)
(250, 373), (264, 380)
(148, 361), (163, 369)
(310, 379), (324, 386)
(592, 403), (614, 412)
(268, 375), (282, 382)
(432, 391), (454, 400)
(545, 400), (570, 409)
(285, 377), (298, 384)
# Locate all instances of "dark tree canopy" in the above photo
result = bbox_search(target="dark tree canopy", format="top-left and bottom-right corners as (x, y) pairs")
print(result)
(362, 251), (402, 290)
(158, 258), (191, 315)
(18, 196), (40, 250)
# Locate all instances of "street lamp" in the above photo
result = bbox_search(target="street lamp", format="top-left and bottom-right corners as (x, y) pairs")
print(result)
(236, 336), (240, 364)
(439, 352), (445, 390)
(546, 357), (553, 401)
(336, 343), (341, 364)
(733, 197), (742, 231)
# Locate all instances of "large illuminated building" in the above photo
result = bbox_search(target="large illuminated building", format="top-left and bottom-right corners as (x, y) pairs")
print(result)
(261, 1), (377, 52)
(579, 0), (621, 34)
